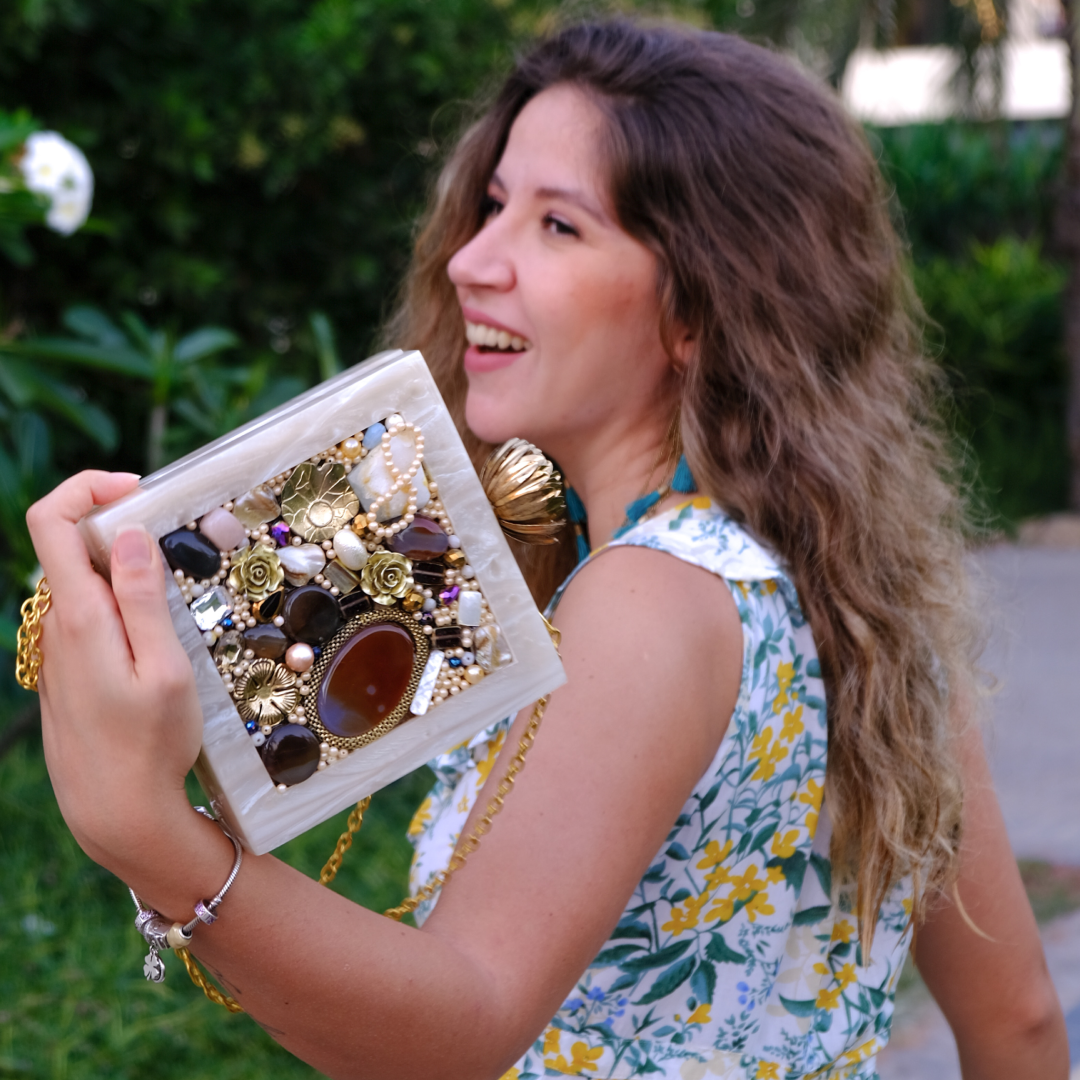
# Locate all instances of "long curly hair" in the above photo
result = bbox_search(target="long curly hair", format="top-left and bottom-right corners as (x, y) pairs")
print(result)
(382, 19), (980, 943)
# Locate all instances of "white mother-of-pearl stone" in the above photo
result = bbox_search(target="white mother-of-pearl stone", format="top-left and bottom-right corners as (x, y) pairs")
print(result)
(277, 543), (326, 586)
(457, 589), (482, 626)
(347, 427), (430, 522)
(332, 528), (369, 570)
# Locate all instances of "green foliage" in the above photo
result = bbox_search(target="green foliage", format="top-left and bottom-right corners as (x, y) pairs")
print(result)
(916, 237), (1068, 522)
(873, 120), (1064, 262)
(0, 727), (432, 1080)
(0, 106), (46, 265)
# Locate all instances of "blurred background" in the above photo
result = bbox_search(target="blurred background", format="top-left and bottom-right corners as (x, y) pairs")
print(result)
(0, 1), (1077, 1077)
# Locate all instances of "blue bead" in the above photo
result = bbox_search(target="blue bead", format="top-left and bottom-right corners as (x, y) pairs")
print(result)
(245, 720), (258, 732)
(312, 646), (322, 658)
(221, 616), (234, 629)
(362, 422), (386, 449)
(449, 657), (462, 668)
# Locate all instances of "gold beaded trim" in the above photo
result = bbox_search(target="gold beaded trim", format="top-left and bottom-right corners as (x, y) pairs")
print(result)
(303, 608), (430, 751)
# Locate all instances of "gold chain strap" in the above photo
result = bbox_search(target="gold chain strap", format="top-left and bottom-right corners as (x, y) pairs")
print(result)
(180, 694), (551, 1011)
(16, 577), (51, 693)
(15, 571), (559, 1014)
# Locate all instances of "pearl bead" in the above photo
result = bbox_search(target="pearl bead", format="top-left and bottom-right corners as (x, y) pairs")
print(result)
(286, 642), (315, 672)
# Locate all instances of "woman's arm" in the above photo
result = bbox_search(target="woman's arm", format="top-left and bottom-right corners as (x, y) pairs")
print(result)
(912, 721), (1068, 1078)
(27, 471), (744, 1080)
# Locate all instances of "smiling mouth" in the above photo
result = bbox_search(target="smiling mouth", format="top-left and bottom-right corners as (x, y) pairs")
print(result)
(465, 320), (531, 353)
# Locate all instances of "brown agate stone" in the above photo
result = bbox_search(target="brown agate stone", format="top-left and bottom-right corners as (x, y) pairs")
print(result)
(317, 623), (415, 738)
(389, 516), (449, 560)
(283, 585), (343, 645)
(260, 724), (320, 786)
(244, 623), (288, 660)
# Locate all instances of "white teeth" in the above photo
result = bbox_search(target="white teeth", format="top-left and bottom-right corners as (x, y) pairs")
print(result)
(464, 320), (531, 351)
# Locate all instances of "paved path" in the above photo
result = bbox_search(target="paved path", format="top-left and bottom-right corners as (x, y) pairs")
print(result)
(878, 546), (1080, 1076)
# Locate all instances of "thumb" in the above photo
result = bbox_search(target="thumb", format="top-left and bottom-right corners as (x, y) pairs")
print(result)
(111, 527), (188, 675)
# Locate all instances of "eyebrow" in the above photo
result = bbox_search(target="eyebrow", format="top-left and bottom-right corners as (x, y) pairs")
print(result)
(490, 171), (610, 226)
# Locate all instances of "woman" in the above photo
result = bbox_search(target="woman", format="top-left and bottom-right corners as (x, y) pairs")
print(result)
(26, 19), (1066, 1079)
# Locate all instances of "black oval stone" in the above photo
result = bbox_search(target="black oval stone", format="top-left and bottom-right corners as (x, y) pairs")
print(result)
(160, 528), (221, 579)
(259, 724), (320, 786)
(282, 585), (343, 645)
(243, 623), (288, 659)
(253, 589), (285, 623)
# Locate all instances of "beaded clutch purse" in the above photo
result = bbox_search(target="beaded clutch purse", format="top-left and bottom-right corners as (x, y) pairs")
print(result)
(78, 349), (566, 854)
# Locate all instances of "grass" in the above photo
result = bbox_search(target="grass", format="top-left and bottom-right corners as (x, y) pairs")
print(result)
(0, 721), (431, 1080)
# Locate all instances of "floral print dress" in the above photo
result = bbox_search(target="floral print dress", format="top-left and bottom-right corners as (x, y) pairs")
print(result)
(407, 499), (914, 1080)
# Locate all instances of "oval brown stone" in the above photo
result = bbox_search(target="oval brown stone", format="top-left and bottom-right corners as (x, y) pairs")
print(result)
(317, 623), (415, 738)
(244, 623), (288, 659)
(260, 723), (320, 786)
(389, 516), (449, 560)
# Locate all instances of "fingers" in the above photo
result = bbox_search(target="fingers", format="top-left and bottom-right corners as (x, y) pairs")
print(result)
(26, 471), (141, 600)
(110, 527), (190, 682)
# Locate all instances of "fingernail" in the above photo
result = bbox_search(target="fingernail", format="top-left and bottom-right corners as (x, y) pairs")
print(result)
(114, 527), (152, 568)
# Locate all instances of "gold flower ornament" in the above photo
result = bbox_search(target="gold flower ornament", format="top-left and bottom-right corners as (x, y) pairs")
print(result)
(227, 544), (284, 601)
(479, 439), (566, 544)
(361, 551), (413, 607)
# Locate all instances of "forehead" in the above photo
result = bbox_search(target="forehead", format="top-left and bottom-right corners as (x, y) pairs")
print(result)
(496, 85), (608, 196)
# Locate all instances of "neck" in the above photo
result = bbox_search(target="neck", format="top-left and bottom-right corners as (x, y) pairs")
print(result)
(554, 420), (671, 550)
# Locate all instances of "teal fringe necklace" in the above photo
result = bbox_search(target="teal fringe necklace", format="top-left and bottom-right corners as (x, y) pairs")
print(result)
(566, 454), (696, 565)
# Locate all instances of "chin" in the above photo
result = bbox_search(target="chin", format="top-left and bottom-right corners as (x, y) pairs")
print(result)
(464, 388), (534, 449)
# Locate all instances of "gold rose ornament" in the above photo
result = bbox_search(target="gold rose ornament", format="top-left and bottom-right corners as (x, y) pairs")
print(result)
(361, 550), (413, 607)
(227, 544), (285, 601)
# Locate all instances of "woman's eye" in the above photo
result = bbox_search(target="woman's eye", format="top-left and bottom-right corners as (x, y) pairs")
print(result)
(480, 195), (503, 221)
(544, 214), (579, 238)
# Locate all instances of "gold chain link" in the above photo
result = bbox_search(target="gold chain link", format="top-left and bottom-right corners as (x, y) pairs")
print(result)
(15, 577), (51, 693)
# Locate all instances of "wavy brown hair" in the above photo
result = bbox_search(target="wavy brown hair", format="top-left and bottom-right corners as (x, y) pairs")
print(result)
(383, 19), (979, 943)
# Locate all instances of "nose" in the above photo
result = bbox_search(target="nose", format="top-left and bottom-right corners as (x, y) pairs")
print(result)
(447, 214), (515, 293)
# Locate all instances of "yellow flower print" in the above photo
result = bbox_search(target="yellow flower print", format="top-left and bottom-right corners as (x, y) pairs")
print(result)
(456, 791), (470, 813)
(842, 1038), (877, 1064)
(797, 778), (824, 836)
(766, 864), (785, 884)
(779, 705), (804, 743)
(729, 865), (767, 901)
(902, 897), (913, 917)
(704, 895), (735, 924)
(770, 829), (799, 860)
(687, 1003), (712, 1025)
(661, 904), (698, 937)
(407, 796), (433, 837)
(745, 891), (775, 922)
(545, 1042), (604, 1075)
(831, 920), (855, 945)
(837, 963), (858, 989)
(755, 1062), (781, 1080)
(543, 1029), (561, 1055)
(772, 661), (796, 713)
(499, 1071), (521, 1080)
(749, 728), (788, 782)
(763, 579), (778, 595)
(815, 986), (843, 1010)
(697, 838), (735, 870)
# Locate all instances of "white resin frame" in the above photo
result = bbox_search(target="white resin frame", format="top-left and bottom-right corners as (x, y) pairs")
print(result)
(79, 350), (566, 854)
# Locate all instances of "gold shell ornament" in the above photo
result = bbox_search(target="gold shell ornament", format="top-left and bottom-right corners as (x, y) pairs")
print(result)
(361, 550), (413, 606)
(227, 544), (285, 601)
(280, 462), (360, 542)
(479, 439), (566, 544)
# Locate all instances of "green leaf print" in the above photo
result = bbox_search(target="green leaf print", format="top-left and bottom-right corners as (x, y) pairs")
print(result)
(705, 932), (747, 965)
(779, 995), (818, 1018)
(768, 850), (807, 892)
(610, 919), (653, 941)
(593, 943), (647, 965)
(620, 939), (693, 972)
(634, 957), (696, 1005)
(691, 958), (717, 1005)
(793, 904), (832, 926)
(810, 852), (832, 896)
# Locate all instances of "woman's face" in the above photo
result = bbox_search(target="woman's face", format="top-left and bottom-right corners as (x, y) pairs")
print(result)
(448, 85), (676, 457)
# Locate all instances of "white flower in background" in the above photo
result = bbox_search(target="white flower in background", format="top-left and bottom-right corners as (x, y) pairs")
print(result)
(18, 130), (94, 235)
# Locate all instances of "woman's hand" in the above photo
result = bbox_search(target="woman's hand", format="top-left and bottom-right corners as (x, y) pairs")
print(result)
(25, 470), (204, 876)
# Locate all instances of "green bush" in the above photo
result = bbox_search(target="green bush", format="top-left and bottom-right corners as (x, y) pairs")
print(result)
(916, 236), (1068, 522)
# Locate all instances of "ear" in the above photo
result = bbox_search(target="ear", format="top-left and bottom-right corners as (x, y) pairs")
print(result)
(671, 323), (696, 370)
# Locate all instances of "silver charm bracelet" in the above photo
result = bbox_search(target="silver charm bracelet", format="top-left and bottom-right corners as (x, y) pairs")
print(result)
(129, 805), (244, 983)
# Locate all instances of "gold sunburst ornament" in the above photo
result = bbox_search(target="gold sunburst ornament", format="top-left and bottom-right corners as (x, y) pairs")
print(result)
(479, 439), (566, 545)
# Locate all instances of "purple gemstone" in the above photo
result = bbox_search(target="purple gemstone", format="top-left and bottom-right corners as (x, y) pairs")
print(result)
(439, 586), (460, 604)
(271, 521), (291, 546)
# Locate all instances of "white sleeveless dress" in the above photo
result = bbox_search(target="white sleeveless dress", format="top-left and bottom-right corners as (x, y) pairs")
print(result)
(407, 499), (914, 1079)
